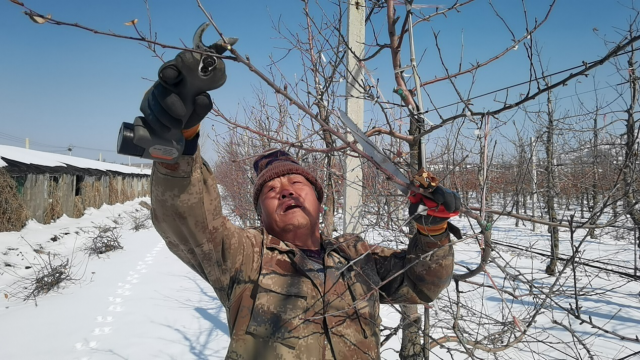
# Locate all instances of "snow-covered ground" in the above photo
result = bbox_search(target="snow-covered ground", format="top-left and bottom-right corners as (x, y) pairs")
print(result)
(0, 201), (229, 360)
(1, 199), (639, 359)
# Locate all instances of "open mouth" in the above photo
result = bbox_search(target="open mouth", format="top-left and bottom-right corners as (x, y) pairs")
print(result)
(283, 203), (302, 212)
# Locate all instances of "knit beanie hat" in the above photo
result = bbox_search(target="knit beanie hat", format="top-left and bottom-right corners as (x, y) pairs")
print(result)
(252, 149), (324, 211)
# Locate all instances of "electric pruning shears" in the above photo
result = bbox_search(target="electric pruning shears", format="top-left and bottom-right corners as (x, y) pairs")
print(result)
(117, 23), (237, 162)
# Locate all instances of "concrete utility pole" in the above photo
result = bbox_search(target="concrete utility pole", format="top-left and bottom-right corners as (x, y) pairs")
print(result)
(343, 0), (366, 234)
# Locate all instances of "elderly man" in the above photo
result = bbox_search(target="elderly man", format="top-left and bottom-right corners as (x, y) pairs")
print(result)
(145, 52), (460, 360)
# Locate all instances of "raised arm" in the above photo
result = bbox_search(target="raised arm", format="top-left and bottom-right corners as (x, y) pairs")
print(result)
(136, 48), (259, 306)
(151, 147), (261, 306)
(373, 183), (461, 304)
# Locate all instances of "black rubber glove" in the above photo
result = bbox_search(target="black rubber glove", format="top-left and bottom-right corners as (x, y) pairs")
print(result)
(140, 57), (223, 133)
(139, 49), (227, 155)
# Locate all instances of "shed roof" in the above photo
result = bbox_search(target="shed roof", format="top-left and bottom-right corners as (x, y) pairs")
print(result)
(0, 145), (151, 176)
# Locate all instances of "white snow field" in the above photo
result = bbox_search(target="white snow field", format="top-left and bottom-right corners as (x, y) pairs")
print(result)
(1, 198), (639, 359)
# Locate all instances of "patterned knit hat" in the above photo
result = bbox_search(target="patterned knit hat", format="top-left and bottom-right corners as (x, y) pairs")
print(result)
(252, 149), (324, 211)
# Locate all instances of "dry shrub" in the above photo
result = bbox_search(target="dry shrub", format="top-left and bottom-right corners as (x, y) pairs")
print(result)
(120, 181), (129, 202)
(127, 208), (151, 231)
(140, 179), (150, 197)
(73, 195), (84, 218)
(108, 177), (140, 204)
(121, 179), (131, 201)
(82, 222), (123, 256)
(81, 181), (100, 209)
(109, 176), (127, 205)
(125, 186), (134, 201)
(94, 180), (104, 207)
(0, 169), (29, 231)
(108, 176), (124, 204)
(44, 178), (63, 224)
(3, 238), (78, 303)
(213, 156), (259, 227)
(30, 255), (70, 299)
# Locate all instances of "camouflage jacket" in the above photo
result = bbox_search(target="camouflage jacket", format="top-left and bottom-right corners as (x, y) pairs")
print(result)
(150, 150), (454, 360)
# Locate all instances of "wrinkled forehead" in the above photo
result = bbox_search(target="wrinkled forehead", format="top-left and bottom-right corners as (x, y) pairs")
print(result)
(263, 173), (308, 187)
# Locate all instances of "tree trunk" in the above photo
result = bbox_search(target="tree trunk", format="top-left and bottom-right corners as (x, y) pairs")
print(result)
(515, 195), (521, 227)
(623, 44), (640, 268)
(588, 108), (599, 239)
(321, 129), (336, 238)
(544, 89), (560, 276)
(399, 106), (424, 359)
(400, 304), (422, 360)
(385, 0), (425, 355)
(304, 9), (336, 238)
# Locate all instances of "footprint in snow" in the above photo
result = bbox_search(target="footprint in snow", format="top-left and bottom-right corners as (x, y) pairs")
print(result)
(75, 341), (98, 350)
(108, 305), (124, 312)
(92, 327), (112, 335)
(96, 316), (114, 322)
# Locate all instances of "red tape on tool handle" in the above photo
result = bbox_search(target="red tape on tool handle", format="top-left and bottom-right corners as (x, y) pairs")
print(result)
(408, 192), (460, 218)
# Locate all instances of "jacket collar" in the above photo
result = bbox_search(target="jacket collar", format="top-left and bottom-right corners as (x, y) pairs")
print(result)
(261, 228), (359, 262)
(263, 228), (295, 253)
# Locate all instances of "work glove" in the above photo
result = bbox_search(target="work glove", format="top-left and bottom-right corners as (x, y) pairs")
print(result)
(140, 46), (229, 153)
(408, 170), (461, 237)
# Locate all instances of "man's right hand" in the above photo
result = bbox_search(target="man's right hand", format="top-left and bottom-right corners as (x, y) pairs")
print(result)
(140, 50), (227, 139)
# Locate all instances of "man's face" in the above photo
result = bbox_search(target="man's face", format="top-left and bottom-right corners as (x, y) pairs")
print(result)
(258, 174), (322, 240)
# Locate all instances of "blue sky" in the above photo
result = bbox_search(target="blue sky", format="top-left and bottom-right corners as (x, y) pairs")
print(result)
(0, 0), (635, 163)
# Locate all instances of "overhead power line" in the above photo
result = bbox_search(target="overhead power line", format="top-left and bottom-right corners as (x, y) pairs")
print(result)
(0, 131), (117, 153)
(426, 47), (639, 114)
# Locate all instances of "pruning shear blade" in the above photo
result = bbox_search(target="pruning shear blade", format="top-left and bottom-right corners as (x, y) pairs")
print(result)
(337, 110), (410, 196)
(193, 22), (239, 55)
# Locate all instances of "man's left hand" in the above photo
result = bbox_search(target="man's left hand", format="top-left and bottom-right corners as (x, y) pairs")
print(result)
(408, 185), (461, 235)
